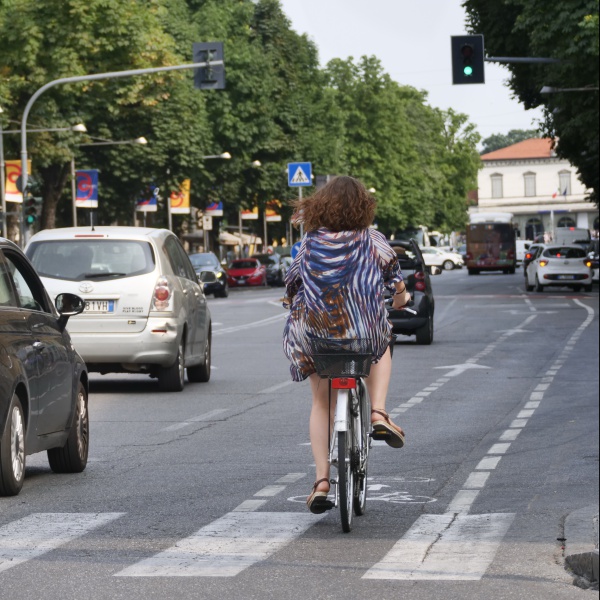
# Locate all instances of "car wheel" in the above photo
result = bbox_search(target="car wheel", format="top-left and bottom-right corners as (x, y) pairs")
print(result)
(535, 275), (544, 292)
(442, 260), (454, 271)
(158, 338), (185, 392)
(415, 314), (434, 345)
(0, 394), (26, 496)
(47, 381), (89, 473)
(216, 283), (229, 298)
(187, 327), (211, 383)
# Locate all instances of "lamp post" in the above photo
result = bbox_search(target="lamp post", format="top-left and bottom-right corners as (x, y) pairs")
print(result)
(73, 136), (148, 227)
(1, 122), (86, 244)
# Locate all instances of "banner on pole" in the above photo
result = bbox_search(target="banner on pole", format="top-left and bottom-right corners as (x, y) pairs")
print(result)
(5, 160), (32, 203)
(205, 201), (223, 217)
(169, 179), (191, 214)
(136, 184), (159, 212)
(241, 206), (259, 220)
(75, 169), (99, 209)
(265, 199), (282, 222)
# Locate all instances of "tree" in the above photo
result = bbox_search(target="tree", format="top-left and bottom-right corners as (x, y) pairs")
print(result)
(481, 129), (540, 154)
(463, 0), (599, 205)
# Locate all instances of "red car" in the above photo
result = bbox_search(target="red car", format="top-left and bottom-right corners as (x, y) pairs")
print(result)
(227, 258), (267, 287)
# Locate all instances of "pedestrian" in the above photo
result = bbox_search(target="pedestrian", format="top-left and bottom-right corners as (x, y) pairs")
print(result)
(282, 175), (411, 514)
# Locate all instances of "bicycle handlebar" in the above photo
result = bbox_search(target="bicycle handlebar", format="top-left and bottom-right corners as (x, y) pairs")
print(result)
(385, 297), (417, 315)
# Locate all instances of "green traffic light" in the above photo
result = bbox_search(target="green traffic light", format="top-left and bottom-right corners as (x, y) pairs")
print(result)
(26, 215), (36, 225)
(463, 65), (474, 77)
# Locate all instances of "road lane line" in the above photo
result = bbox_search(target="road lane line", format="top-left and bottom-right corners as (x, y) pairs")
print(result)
(446, 489), (481, 513)
(232, 500), (268, 512)
(115, 512), (324, 578)
(276, 473), (306, 484)
(488, 443), (511, 454)
(517, 409), (535, 419)
(499, 429), (521, 442)
(524, 401), (540, 409)
(476, 456), (502, 470)
(0, 513), (124, 574)
(464, 472), (490, 489)
(162, 409), (228, 432)
(363, 513), (515, 581)
(254, 485), (286, 497)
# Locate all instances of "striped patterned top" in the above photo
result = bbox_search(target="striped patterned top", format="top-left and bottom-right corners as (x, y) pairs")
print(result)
(282, 228), (403, 381)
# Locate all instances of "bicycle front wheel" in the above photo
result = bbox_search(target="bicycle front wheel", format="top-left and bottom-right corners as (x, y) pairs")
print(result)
(338, 391), (354, 533)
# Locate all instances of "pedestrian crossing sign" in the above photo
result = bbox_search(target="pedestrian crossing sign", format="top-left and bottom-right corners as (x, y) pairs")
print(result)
(288, 162), (312, 187)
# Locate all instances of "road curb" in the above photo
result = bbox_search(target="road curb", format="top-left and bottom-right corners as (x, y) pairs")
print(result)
(563, 505), (599, 590)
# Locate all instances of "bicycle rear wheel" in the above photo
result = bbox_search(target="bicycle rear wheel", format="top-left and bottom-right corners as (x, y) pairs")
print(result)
(354, 380), (370, 516)
(338, 391), (354, 533)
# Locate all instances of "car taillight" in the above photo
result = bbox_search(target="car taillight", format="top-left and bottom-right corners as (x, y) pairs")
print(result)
(152, 276), (172, 311)
(539, 260), (549, 267)
(414, 272), (426, 291)
(525, 253), (532, 260)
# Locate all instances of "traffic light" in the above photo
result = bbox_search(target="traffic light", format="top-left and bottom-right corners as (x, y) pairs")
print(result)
(451, 35), (485, 84)
(193, 42), (225, 90)
(25, 196), (42, 226)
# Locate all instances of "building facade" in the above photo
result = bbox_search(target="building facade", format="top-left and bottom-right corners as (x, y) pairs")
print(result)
(472, 138), (599, 241)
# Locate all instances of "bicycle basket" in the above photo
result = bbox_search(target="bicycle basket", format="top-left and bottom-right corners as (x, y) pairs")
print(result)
(309, 338), (373, 378)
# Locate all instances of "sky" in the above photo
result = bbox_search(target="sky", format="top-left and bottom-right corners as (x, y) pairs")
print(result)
(278, 0), (546, 143)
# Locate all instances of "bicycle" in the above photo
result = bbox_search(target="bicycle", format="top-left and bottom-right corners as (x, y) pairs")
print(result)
(310, 337), (391, 533)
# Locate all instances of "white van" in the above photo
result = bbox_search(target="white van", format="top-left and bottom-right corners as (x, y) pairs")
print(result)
(554, 227), (591, 248)
(515, 240), (531, 265)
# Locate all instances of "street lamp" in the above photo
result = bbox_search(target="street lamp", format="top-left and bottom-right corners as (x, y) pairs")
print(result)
(0, 120), (87, 242)
(72, 136), (149, 226)
(202, 152), (231, 160)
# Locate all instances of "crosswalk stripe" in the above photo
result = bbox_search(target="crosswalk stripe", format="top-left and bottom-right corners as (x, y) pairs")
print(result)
(115, 512), (324, 577)
(0, 513), (124, 574)
(363, 513), (515, 581)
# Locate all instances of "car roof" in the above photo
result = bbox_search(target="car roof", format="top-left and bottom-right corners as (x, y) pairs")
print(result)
(27, 226), (173, 244)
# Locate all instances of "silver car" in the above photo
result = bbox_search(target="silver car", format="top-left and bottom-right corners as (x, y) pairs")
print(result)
(26, 227), (211, 392)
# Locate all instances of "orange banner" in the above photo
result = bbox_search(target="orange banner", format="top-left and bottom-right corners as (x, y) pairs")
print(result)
(169, 179), (191, 214)
(5, 160), (32, 203)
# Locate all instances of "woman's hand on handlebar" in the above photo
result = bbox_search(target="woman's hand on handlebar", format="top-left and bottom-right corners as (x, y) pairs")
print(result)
(391, 289), (411, 311)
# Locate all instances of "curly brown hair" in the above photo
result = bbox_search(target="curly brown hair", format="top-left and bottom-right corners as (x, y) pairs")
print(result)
(291, 176), (376, 232)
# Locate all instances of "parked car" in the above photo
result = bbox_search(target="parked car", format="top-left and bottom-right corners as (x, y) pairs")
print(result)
(1, 238), (89, 496)
(386, 239), (442, 345)
(419, 246), (464, 270)
(227, 258), (267, 287)
(25, 227), (212, 392)
(525, 244), (593, 292)
(251, 253), (287, 286)
(189, 252), (229, 298)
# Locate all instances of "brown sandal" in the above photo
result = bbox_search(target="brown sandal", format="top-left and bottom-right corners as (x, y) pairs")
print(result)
(371, 409), (405, 448)
(306, 478), (330, 514)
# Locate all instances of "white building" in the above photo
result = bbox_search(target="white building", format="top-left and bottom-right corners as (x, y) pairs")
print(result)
(472, 138), (598, 240)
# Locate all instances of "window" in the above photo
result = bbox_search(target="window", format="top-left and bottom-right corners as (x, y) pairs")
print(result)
(523, 172), (536, 197)
(557, 216), (576, 228)
(0, 254), (18, 307)
(490, 174), (503, 199)
(525, 218), (544, 241)
(559, 171), (571, 196)
(3, 253), (44, 311)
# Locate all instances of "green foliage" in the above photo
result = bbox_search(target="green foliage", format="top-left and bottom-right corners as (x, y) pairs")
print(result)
(463, 0), (600, 205)
(481, 129), (540, 154)
(0, 0), (481, 239)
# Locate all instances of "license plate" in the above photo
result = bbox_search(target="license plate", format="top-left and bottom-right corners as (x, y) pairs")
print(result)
(84, 300), (115, 313)
(557, 275), (575, 280)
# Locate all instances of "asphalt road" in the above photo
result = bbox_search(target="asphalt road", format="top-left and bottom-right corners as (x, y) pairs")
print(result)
(1, 267), (598, 600)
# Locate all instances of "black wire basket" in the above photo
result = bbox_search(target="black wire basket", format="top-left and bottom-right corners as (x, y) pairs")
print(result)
(309, 338), (374, 378)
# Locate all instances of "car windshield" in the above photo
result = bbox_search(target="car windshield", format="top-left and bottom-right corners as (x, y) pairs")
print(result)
(231, 260), (258, 269)
(543, 247), (587, 259)
(27, 239), (155, 282)
(189, 253), (218, 268)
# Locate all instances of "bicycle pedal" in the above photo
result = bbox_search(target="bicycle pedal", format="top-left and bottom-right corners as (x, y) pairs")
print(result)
(371, 430), (391, 441)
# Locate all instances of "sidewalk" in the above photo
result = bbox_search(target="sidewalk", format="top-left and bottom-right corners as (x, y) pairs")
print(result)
(563, 504), (599, 590)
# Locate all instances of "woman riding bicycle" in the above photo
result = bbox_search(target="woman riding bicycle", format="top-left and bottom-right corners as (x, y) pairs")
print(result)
(282, 176), (410, 514)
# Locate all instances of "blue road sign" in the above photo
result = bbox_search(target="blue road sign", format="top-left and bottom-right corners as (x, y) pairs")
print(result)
(291, 241), (302, 259)
(288, 162), (312, 187)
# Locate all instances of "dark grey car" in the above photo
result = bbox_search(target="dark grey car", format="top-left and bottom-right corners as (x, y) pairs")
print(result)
(386, 239), (441, 345)
(0, 238), (89, 496)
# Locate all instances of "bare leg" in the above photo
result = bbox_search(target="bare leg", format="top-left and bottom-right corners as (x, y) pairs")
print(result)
(309, 374), (336, 493)
(366, 347), (405, 436)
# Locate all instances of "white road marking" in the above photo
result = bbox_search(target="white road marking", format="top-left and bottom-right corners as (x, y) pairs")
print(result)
(447, 489), (481, 513)
(259, 380), (295, 394)
(364, 513), (515, 581)
(254, 485), (286, 497)
(0, 513), (124, 574)
(464, 472), (490, 489)
(115, 512), (324, 578)
(276, 473), (306, 484)
(476, 456), (501, 470)
(488, 443), (511, 454)
(524, 401), (540, 409)
(232, 500), (268, 512)
(510, 418), (528, 428)
(434, 363), (491, 377)
(162, 409), (228, 432)
(499, 429), (521, 442)
(517, 409), (535, 419)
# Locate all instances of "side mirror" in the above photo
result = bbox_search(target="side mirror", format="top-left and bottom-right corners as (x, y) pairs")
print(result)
(428, 266), (442, 276)
(55, 293), (85, 331)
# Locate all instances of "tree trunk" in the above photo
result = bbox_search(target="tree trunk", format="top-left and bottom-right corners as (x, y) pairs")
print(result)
(39, 162), (70, 230)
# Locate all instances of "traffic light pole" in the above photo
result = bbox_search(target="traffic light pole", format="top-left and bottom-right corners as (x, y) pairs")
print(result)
(18, 58), (223, 246)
